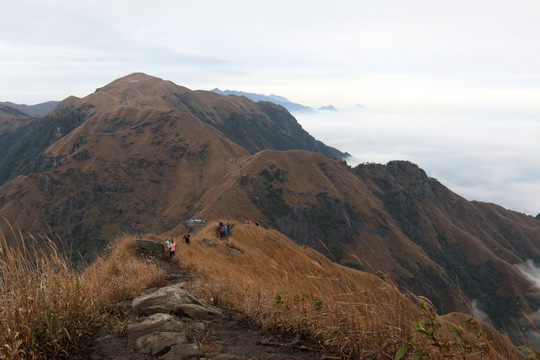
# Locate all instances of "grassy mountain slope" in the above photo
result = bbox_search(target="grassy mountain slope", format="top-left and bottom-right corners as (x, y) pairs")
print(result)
(0, 73), (344, 253)
(0, 223), (523, 359)
(177, 151), (540, 340)
(0, 105), (39, 163)
(0, 98), (91, 185)
(353, 162), (540, 329)
(177, 222), (522, 359)
(0, 72), (539, 345)
(0, 73), (346, 187)
(97, 73), (346, 158)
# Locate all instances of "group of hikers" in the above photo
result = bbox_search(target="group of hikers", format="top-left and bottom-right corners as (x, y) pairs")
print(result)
(218, 220), (232, 239)
(246, 219), (260, 227)
(166, 218), (261, 258)
(166, 232), (191, 259)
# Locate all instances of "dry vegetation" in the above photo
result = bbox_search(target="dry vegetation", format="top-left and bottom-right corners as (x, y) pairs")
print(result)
(0, 220), (528, 359)
(174, 221), (525, 359)
(0, 227), (165, 360)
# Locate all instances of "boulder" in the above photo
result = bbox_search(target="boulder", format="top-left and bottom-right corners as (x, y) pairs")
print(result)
(136, 239), (164, 253)
(159, 343), (203, 360)
(131, 283), (222, 320)
(134, 331), (187, 356)
(127, 313), (184, 344)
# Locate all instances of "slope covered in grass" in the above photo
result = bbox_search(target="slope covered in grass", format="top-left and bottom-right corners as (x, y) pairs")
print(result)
(0, 221), (526, 359)
(0, 231), (165, 359)
(171, 222), (523, 359)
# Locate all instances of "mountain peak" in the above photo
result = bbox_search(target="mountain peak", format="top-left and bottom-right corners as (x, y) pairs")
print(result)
(317, 105), (338, 111)
(87, 73), (191, 111)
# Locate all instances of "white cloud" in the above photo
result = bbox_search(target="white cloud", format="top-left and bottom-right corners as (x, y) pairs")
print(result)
(2, 0), (540, 212)
(295, 107), (540, 215)
(516, 261), (540, 291)
(2, 0), (540, 106)
(471, 300), (490, 323)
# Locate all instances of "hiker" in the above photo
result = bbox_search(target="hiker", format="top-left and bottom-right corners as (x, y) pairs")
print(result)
(218, 220), (224, 229)
(183, 232), (190, 245)
(168, 239), (176, 259)
(255, 221), (260, 227)
(221, 224), (228, 239)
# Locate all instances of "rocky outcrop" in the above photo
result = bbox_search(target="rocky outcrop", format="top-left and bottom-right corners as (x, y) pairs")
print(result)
(129, 283), (222, 320)
(84, 264), (328, 360)
(89, 281), (215, 360)
(135, 239), (165, 255)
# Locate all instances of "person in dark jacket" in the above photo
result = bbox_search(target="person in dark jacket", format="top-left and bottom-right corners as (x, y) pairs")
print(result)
(183, 233), (190, 245)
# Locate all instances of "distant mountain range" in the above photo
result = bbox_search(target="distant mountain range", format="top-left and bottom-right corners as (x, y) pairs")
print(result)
(0, 100), (60, 117)
(2, 91), (364, 118)
(1, 73), (539, 346)
(211, 89), (368, 113)
(211, 88), (315, 113)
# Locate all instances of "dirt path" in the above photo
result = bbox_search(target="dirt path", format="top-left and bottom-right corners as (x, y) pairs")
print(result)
(70, 258), (334, 360)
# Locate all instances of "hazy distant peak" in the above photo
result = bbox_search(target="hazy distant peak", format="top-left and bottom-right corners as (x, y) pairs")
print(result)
(317, 105), (338, 111)
(211, 88), (314, 113)
(266, 94), (290, 103)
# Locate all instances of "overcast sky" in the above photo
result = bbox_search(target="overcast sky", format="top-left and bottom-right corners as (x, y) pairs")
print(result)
(2, 0), (540, 214)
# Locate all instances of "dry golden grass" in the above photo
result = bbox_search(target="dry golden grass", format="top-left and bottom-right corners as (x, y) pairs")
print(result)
(0, 220), (525, 359)
(174, 221), (524, 359)
(0, 228), (165, 360)
(81, 235), (166, 305)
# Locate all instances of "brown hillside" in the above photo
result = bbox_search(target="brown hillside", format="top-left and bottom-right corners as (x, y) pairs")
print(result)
(175, 222), (523, 359)
(0, 109), (249, 250)
(0, 104), (36, 135)
(177, 150), (468, 313)
(0, 72), (341, 249)
(173, 151), (540, 342)
(1, 73), (539, 345)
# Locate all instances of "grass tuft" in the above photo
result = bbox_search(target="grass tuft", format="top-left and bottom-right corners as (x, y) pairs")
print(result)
(0, 227), (164, 359)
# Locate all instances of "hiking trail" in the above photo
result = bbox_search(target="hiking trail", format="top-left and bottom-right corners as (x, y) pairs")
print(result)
(70, 251), (335, 360)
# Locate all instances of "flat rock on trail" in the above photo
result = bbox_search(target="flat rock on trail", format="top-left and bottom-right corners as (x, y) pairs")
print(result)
(71, 258), (333, 360)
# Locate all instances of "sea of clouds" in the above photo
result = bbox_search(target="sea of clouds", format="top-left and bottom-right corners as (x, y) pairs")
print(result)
(295, 107), (540, 216)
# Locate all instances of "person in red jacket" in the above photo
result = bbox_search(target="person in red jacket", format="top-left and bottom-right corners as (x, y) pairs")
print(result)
(183, 233), (190, 245)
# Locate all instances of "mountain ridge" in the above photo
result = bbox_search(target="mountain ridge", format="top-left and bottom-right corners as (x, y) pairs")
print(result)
(0, 100), (60, 117)
(0, 72), (539, 346)
(211, 88), (315, 113)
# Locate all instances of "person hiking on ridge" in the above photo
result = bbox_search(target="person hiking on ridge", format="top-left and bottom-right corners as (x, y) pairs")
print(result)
(168, 239), (176, 259)
(183, 232), (190, 245)
(221, 224), (227, 238)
